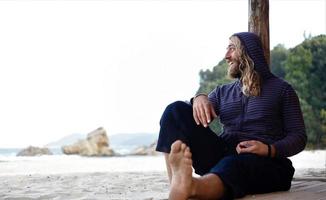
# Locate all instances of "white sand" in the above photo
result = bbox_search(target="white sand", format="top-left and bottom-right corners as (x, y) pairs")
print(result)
(0, 155), (169, 199)
(0, 151), (324, 199)
(0, 171), (169, 200)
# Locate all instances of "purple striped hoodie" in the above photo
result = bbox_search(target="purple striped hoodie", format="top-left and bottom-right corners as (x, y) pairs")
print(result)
(208, 32), (307, 157)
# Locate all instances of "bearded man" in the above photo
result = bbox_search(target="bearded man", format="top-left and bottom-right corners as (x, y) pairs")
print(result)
(155, 32), (307, 200)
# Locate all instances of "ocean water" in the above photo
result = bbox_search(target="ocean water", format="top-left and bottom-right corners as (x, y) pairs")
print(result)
(0, 148), (64, 156)
(0, 149), (325, 177)
(0, 145), (136, 157)
(0, 148), (21, 157)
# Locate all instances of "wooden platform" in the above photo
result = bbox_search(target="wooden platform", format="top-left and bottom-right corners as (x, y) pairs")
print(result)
(240, 179), (326, 200)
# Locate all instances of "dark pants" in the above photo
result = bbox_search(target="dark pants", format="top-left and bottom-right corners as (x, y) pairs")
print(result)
(156, 101), (294, 199)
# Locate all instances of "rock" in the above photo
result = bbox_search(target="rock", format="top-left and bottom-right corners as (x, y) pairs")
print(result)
(62, 127), (115, 156)
(17, 146), (53, 156)
(131, 141), (159, 156)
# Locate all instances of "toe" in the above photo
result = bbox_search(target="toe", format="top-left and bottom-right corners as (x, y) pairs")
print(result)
(171, 140), (182, 153)
(181, 143), (187, 152)
(184, 147), (192, 159)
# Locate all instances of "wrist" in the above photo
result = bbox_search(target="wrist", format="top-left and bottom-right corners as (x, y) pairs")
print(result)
(194, 93), (207, 98)
(267, 144), (271, 157)
(266, 144), (276, 158)
(191, 93), (207, 105)
(270, 144), (276, 157)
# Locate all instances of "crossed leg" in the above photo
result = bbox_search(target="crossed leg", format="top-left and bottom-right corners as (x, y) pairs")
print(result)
(167, 140), (226, 200)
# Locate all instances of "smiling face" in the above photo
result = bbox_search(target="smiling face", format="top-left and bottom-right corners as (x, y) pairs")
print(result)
(225, 37), (242, 78)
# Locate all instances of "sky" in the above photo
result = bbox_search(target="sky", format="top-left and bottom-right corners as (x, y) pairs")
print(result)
(0, 0), (325, 148)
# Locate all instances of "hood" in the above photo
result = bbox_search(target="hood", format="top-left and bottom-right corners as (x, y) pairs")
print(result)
(232, 32), (273, 80)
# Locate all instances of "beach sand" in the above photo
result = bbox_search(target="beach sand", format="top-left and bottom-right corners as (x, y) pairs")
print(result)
(0, 151), (324, 200)
(1, 170), (326, 200)
(0, 171), (169, 200)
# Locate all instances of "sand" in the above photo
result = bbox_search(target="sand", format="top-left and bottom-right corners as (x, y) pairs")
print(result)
(1, 170), (325, 200)
(0, 151), (324, 200)
(0, 171), (169, 200)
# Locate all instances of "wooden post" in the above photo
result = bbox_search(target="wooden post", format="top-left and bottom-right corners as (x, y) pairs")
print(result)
(248, 0), (270, 66)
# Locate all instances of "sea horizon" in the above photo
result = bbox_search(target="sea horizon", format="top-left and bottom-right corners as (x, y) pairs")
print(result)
(0, 144), (139, 157)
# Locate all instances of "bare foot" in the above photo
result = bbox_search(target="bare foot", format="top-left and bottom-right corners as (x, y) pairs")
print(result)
(168, 140), (194, 200)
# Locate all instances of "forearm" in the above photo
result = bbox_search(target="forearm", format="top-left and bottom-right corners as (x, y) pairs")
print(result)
(272, 132), (307, 157)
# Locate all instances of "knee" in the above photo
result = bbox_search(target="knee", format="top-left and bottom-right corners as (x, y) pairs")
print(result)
(164, 101), (192, 117)
(166, 101), (191, 113)
(160, 101), (192, 125)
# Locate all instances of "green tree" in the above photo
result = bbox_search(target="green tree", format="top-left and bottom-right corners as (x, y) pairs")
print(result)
(271, 44), (288, 78)
(284, 35), (326, 148)
(285, 45), (312, 100)
(197, 60), (231, 94)
(300, 35), (326, 112)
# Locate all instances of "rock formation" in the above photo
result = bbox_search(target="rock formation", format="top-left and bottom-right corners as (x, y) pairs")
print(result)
(131, 140), (159, 156)
(62, 127), (115, 156)
(17, 146), (53, 156)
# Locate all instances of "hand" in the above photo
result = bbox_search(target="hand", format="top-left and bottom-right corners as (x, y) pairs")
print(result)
(236, 140), (269, 156)
(192, 95), (217, 127)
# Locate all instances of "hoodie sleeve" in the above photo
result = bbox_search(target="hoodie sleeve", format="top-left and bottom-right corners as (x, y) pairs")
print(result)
(208, 86), (221, 115)
(273, 84), (307, 157)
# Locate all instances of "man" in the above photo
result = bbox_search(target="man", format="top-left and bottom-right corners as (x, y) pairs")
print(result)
(156, 32), (307, 200)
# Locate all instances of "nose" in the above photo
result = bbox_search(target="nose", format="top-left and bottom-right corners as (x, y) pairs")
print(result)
(225, 51), (231, 60)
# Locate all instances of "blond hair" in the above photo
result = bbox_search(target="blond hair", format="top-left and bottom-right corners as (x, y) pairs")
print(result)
(230, 36), (261, 96)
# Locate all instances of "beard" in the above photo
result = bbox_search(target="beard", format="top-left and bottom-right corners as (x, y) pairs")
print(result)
(227, 62), (242, 78)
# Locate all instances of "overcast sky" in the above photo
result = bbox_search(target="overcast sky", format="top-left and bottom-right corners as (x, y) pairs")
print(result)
(0, 0), (325, 147)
